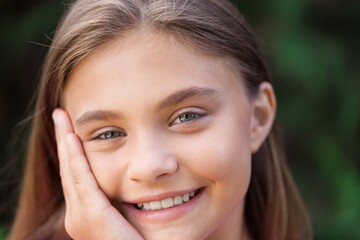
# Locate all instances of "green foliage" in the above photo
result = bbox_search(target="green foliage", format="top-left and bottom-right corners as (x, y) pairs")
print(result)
(237, 0), (360, 238)
(0, 228), (8, 240)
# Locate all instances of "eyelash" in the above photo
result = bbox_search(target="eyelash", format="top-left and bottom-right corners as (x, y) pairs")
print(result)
(90, 110), (206, 141)
(91, 130), (126, 141)
(170, 110), (206, 126)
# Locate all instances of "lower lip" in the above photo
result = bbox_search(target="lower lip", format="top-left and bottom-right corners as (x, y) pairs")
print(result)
(124, 188), (204, 222)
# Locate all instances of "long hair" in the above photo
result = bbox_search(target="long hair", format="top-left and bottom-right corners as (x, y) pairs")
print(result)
(9, 0), (312, 239)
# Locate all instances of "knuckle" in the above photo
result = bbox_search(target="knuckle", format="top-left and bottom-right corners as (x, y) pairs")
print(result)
(72, 171), (81, 185)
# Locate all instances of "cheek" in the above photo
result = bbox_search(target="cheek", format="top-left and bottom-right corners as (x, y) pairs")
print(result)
(83, 147), (124, 196)
(178, 117), (252, 183)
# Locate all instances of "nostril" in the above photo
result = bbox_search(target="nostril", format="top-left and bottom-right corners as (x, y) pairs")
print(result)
(127, 155), (178, 183)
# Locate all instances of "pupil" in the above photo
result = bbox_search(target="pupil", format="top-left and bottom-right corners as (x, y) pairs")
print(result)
(181, 113), (195, 122)
(106, 131), (116, 138)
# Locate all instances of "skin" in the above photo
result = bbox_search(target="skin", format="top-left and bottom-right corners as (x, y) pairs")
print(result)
(53, 31), (276, 240)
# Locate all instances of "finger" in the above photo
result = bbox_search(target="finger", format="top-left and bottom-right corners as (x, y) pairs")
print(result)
(52, 108), (73, 183)
(52, 108), (74, 143)
(66, 132), (110, 207)
(52, 109), (78, 207)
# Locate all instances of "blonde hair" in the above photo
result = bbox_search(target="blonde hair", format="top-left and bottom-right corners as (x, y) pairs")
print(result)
(10, 0), (312, 239)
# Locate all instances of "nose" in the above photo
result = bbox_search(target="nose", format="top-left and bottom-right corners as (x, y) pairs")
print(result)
(126, 131), (178, 183)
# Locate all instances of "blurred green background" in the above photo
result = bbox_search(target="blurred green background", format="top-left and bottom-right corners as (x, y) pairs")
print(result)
(0, 0), (359, 239)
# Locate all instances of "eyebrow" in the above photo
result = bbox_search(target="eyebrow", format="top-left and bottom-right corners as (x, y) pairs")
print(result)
(157, 87), (220, 110)
(74, 87), (220, 128)
(75, 110), (123, 128)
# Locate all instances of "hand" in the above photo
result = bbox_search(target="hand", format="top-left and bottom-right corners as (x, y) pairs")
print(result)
(52, 108), (143, 240)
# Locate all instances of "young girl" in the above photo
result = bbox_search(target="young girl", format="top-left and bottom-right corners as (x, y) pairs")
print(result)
(9, 0), (312, 239)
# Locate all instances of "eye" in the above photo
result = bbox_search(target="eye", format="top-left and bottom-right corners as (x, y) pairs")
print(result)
(92, 130), (126, 141)
(171, 111), (205, 126)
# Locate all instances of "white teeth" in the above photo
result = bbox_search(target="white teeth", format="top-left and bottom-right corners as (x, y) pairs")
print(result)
(161, 198), (174, 208)
(149, 201), (162, 210)
(174, 196), (183, 205)
(183, 193), (190, 202)
(136, 190), (199, 211)
(143, 202), (150, 211)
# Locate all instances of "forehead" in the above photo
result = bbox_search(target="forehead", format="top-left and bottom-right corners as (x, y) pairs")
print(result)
(63, 31), (245, 110)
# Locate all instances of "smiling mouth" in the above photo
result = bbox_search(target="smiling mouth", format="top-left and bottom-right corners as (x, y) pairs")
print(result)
(134, 189), (201, 211)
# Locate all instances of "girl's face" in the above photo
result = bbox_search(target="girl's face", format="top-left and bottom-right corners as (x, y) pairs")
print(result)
(63, 31), (266, 239)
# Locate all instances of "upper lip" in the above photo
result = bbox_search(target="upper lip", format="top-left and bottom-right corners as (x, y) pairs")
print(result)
(125, 188), (202, 204)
